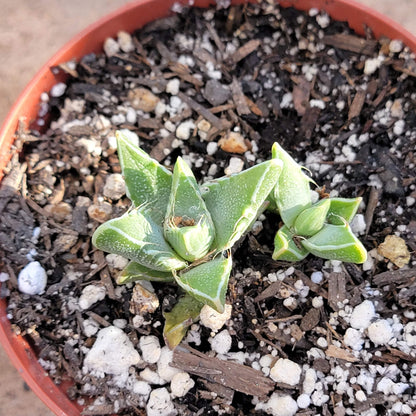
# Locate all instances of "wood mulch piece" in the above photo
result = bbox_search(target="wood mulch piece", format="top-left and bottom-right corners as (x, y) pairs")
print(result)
(322, 33), (378, 55)
(172, 345), (274, 397)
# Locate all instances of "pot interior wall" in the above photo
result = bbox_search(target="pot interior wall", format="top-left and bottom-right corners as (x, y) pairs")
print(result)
(0, 1), (415, 415)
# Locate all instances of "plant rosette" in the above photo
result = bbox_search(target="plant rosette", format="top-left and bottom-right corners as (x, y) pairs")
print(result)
(0, 1), (415, 416)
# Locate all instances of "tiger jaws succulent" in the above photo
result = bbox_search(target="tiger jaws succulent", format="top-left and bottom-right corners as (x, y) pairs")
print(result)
(92, 130), (282, 348)
(92, 131), (367, 348)
(269, 143), (367, 264)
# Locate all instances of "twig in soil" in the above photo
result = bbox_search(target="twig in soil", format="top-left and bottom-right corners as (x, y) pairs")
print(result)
(229, 39), (261, 65)
(266, 315), (303, 324)
(253, 281), (281, 302)
(177, 92), (231, 131)
(372, 268), (415, 286)
(230, 78), (251, 116)
(86, 311), (111, 327)
(325, 344), (358, 363)
(300, 106), (320, 140)
(327, 272), (347, 311)
(300, 308), (321, 332)
(205, 22), (225, 55)
(200, 379), (235, 402)
(364, 186), (382, 236)
(348, 89), (366, 121)
(24, 198), (79, 235)
(322, 33), (377, 55)
(0, 163), (27, 215)
(172, 345), (275, 396)
(84, 261), (108, 281)
(82, 404), (118, 415)
(248, 328), (288, 358)
(93, 251), (117, 300)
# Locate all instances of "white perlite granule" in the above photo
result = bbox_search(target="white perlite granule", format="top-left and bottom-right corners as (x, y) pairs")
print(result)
(259, 393), (298, 416)
(303, 368), (317, 394)
(367, 319), (393, 345)
(139, 335), (161, 364)
(83, 326), (141, 378)
(157, 346), (181, 382)
(0, 272), (9, 282)
(344, 328), (364, 351)
(17, 261), (47, 295)
(199, 304), (232, 331)
(166, 78), (181, 95)
(170, 372), (195, 398)
(349, 300), (375, 329)
(146, 387), (177, 416)
(176, 120), (195, 140)
(78, 284), (106, 310)
(224, 157), (244, 175)
(211, 329), (232, 354)
(103, 37), (120, 57)
(311, 271), (323, 284)
(270, 358), (301, 386)
(297, 393), (311, 409)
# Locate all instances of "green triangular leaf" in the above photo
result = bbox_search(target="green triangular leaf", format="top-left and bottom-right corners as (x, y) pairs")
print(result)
(294, 198), (330, 237)
(202, 159), (282, 251)
(271, 142), (312, 227)
(117, 261), (174, 284)
(116, 130), (172, 222)
(272, 225), (309, 262)
(164, 157), (215, 261)
(327, 197), (362, 225)
(163, 294), (204, 349)
(301, 223), (367, 264)
(174, 254), (232, 313)
(92, 207), (187, 272)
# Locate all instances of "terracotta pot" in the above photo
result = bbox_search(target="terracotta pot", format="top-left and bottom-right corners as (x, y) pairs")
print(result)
(0, 1), (415, 415)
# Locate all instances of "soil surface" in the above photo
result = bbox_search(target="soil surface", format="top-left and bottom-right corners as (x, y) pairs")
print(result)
(0, 2), (415, 416)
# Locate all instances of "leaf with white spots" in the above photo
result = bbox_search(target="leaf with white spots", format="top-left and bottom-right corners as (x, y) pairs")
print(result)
(117, 261), (174, 284)
(174, 254), (232, 313)
(301, 223), (367, 264)
(92, 207), (187, 272)
(202, 159), (282, 251)
(116, 130), (172, 222)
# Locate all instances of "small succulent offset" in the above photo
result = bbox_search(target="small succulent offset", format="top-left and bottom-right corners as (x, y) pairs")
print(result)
(92, 131), (282, 348)
(268, 143), (367, 264)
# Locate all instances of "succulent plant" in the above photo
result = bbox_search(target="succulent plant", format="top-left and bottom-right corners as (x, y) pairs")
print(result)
(268, 143), (367, 264)
(92, 131), (367, 348)
(92, 131), (282, 347)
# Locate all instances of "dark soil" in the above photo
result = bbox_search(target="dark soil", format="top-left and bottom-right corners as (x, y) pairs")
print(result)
(0, 2), (415, 416)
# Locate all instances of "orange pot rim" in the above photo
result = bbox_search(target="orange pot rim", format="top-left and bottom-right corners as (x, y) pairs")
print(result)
(1, 1), (415, 415)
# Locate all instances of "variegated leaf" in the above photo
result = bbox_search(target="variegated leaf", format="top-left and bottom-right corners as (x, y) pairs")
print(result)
(117, 261), (174, 284)
(272, 225), (309, 262)
(301, 223), (367, 264)
(202, 159), (282, 251)
(327, 197), (362, 225)
(164, 157), (215, 261)
(116, 130), (172, 222)
(163, 294), (204, 349)
(174, 254), (232, 313)
(271, 142), (312, 227)
(92, 207), (187, 272)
